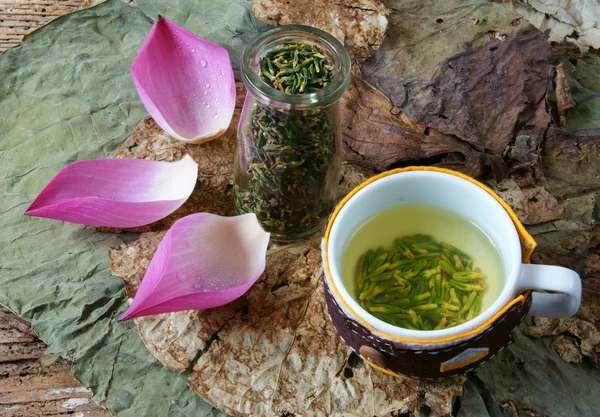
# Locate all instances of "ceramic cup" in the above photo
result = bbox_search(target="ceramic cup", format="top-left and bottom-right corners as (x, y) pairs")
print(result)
(322, 168), (582, 379)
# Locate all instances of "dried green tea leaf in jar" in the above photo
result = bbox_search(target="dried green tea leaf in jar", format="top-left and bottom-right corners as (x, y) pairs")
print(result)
(234, 29), (350, 242)
(259, 42), (334, 93)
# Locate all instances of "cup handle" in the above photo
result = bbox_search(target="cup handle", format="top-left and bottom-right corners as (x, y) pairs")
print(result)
(517, 264), (582, 318)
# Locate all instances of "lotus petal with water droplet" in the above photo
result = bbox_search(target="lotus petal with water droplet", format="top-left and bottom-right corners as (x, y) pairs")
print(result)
(119, 213), (270, 320)
(131, 16), (236, 144)
(25, 155), (198, 228)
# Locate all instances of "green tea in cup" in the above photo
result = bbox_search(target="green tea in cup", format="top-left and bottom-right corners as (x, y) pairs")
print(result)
(342, 204), (504, 330)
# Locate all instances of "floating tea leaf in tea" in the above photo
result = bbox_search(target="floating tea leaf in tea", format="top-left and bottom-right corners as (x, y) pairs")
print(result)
(342, 205), (504, 330)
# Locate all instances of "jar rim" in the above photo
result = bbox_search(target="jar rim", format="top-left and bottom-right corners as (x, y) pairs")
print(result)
(241, 25), (351, 109)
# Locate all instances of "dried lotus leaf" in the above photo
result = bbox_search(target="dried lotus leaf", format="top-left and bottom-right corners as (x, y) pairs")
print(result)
(108, 172), (464, 416)
(252, 0), (389, 58)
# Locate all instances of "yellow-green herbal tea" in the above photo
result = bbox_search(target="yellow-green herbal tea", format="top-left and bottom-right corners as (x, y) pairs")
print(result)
(342, 205), (504, 330)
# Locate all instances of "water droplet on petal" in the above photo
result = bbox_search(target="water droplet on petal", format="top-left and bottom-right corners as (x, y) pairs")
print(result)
(177, 273), (188, 282)
(193, 282), (204, 290)
(205, 103), (211, 109)
(203, 90), (208, 95)
(200, 59), (207, 67)
(191, 48), (196, 53)
(205, 83), (210, 88)
(213, 114), (220, 119)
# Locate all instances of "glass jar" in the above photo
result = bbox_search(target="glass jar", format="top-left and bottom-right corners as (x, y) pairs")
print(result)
(234, 26), (351, 242)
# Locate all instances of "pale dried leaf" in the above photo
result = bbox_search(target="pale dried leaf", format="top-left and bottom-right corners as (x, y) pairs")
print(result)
(134, 311), (206, 373)
(336, 163), (375, 199)
(252, 0), (389, 58)
(524, 279), (600, 366)
(111, 234), (464, 417)
(551, 335), (583, 363)
(512, 0), (600, 54)
(420, 377), (465, 415)
(108, 115), (466, 415)
(491, 179), (564, 225)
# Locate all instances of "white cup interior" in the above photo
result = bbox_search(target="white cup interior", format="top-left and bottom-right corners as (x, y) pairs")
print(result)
(327, 171), (522, 340)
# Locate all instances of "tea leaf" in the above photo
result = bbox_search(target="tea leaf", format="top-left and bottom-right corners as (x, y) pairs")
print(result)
(358, 234), (487, 330)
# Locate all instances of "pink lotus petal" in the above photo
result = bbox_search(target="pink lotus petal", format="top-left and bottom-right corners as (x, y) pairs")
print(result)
(25, 155), (198, 228)
(119, 213), (270, 320)
(131, 16), (236, 144)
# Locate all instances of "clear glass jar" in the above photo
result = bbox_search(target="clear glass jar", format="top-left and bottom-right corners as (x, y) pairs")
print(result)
(234, 26), (351, 242)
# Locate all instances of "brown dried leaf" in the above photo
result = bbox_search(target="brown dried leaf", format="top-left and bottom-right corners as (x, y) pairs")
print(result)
(553, 62), (576, 126)
(501, 400), (545, 417)
(525, 127), (600, 273)
(541, 126), (600, 199)
(405, 30), (552, 157)
(582, 235), (600, 325)
(361, 0), (531, 95)
(341, 73), (480, 175)
(507, 99), (550, 175)
(516, 126), (600, 367)
(527, 212), (595, 275)
(521, 187), (564, 224)
(360, 1), (552, 166)
(252, 0), (389, 58)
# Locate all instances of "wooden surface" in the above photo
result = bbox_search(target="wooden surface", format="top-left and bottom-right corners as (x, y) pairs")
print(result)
(0, 305), (111, 417)
(1, 2), (112, 416)
(0, 0), (102, 52)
